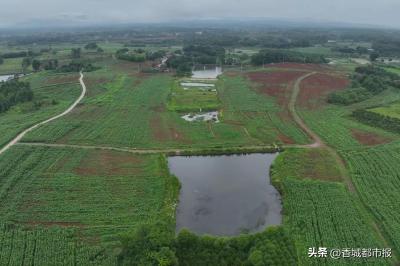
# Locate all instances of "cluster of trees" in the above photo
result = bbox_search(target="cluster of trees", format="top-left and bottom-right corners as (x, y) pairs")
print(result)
(146, 50), (166, 61)
(0, 51), (34, 59)
(84, 42), (98, 50)
(71, 48), (81, 59)
(57, 62), (100, 73)
(42, 59), (59, 70)
(117, 222), (297, 266)
(328, 87), (372, 105)
(116, 48), (146, 62)
(183, 45), (225, 64)
(372, 39), (400, 57)
(328, 66), (400, 105)
(116, 48), (166, 63)
(251, 49), (327, 65)
(331, 46), (369, 55)
(166, 56), (192, 76)
(353, 109), (400, 133)
(0, 79), (33, 113)
(182, 29), (327, 49)
(166, 45), (225, 76)
(84, 42), (104, 53)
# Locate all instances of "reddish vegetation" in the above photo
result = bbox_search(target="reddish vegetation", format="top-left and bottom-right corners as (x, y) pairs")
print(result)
(351, 129), (392, 146)
(247, 70), (306, 106)
(74, 150), (143, 176)
(298, 73), (349, 109)
(150, 114), (189, 143)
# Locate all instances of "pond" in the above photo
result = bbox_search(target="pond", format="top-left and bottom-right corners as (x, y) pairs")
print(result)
(192, 67), (222, 79)
(168, 153), (281, 236)
(181, 111), (219, 123)
(0, 75), (13, 82)
(180, 82), (215, 87)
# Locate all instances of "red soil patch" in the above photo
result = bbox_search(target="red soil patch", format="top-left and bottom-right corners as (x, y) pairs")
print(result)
(247, 70), (306, 106)
(112, 61), (153, 75)
(278, 133), (295, 144)
(45, 74), (79, 85)
(224, 71), (241, 77)
(74, 150), (143, 177)
(351, 129), (392, 146)
(84, 77), (110, 97)
(268, 63), (332, 72)
(298, 73), (349, 109)
(150, 114), (189, 143)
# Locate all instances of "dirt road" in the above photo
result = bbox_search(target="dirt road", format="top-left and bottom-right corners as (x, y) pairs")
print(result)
(288, 72), (325, 148)
(0, 72), (87, 156)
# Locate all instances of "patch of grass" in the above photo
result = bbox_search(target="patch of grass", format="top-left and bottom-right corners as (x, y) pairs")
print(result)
(0, 58), (29, 74)
(271, 148), (343, 183)
(370, 101), (400, 119)
(167, 80), (220, 112)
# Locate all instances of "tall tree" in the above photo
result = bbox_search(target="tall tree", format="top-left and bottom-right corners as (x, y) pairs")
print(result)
(21, 57), (32, 73)
(71, 48), (81, 59)
(32, 59), (41, 71)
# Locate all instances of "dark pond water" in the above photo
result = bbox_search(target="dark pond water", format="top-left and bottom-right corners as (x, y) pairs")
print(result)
(168, 153), (282, 236)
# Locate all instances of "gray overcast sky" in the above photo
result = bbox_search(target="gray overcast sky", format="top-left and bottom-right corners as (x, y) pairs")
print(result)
(1, 0), (400, 28)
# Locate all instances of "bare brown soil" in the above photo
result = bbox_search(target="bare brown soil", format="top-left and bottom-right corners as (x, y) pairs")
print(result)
(247, 70), (306, 106)
(45, 74), (80, 85)
(303, 148), (342, 182)
(74, 150), (143, 177)
(269, 63), (332, 72)
(351, 129), (392, 146)
(278, 133), (295, 144)
(150, 114), (189, 143)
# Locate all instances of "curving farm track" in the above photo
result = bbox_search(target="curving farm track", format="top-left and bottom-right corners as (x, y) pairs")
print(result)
(0, 72), (86, 156)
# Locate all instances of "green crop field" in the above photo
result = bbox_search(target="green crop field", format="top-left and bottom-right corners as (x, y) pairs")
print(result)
(1, 25), (400, 265)
(0, 145), (179, 264)
(271, 147), (391, 265)
(0, 223), (116, 265)
(0, 72), (81, 149)
(0, 58), (29, 74)
(342, 145), (400, 254)
(167, 80), (220, 112)
(383, 67), (400, 75)
(21, 66), (311, 149)
(293, 68), (400, 264)
(370, 101), (400, 119)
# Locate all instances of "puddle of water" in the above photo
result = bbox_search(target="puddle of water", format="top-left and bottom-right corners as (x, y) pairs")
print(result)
(192, 67), (222, 79)
(169, 153), (281, 236)
(181, 111), (219, 123)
